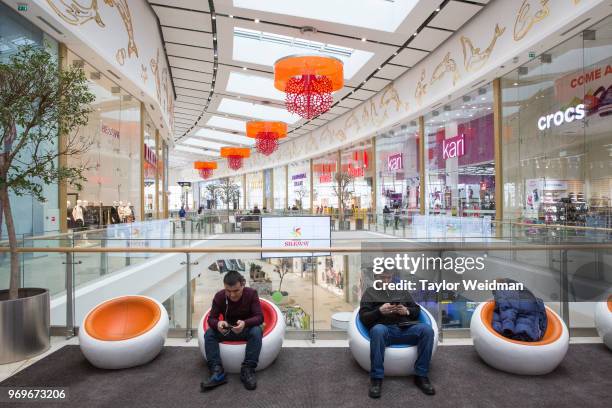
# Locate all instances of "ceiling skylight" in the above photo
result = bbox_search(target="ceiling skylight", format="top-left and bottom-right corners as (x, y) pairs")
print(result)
(195, 128), (255, 146)
(217, 98), (301, 124)
(175, 145), (221, 156)
(225, 72), (285, 102)
(232, 0), (418, 32)
(183, 138), (226, 151)
(233, 28), (374, 79)
(206, 116), (247, 132)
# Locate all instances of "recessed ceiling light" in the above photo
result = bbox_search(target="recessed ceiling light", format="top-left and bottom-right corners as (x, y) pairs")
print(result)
(361, 37), (367, 42)
(413, 32), (418, 36)
(254, 18), (260, 23)
(229, 14), (234, 18)
(243, 66), (247, 70)
(436, 8), (440, 12)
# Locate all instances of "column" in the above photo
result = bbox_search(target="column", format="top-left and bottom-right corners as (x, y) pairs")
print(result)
(155, 129), (160, 219)
(370, 137), (377, 215)
(58, 43), (68, 232)
(309, 159), (314, 213)
(284, 164), (289, 209)
(139, 102), (145, 221)
(242, 173), (247, 210)
(418, 116), (426, 216)
(493, 78), (504, 224)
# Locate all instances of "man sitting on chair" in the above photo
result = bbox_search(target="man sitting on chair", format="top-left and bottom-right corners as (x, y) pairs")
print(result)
(359, 270), (436, 398)
(201, 271), (263, 391)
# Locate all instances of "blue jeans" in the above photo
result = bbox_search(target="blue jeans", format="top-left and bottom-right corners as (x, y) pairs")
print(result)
(369, 323), (434, 379)
(204, 326), (263, 369)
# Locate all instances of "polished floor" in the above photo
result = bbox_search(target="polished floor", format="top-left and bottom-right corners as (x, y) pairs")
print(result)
(1, 343), (610, 408)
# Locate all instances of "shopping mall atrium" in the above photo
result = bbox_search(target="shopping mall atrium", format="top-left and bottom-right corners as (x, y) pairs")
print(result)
(0, 0), (611, 407)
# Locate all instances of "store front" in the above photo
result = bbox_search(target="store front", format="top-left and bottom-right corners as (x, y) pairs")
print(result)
(143, 112), (158, 219)
(425, 84), (496, 218)
(340, 141), (374, 213)
(272, 165), (287, 211)
(312, 153), (338, 214)
(245, 171), (263, 211)
(376, 122), (420, 214)
(1, 3), (60, 236)
(502, 15), (612, 227)
(288, 160), (310, 211)
(65, 49), (142, 227)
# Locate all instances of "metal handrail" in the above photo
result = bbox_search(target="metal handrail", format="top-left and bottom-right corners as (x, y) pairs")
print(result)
(1, 243), (612, 253)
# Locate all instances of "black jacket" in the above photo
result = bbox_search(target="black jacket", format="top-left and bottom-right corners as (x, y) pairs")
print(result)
(358, 286), (421, 329)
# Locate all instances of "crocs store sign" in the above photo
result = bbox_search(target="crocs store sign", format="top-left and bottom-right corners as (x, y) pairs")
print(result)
(537, 104), (585, 131)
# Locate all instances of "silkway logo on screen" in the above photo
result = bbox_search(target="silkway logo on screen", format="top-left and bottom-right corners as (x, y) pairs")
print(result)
(285, 227), (309, 247)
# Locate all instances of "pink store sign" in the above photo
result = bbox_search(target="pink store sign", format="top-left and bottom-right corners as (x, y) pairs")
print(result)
(442, 134), (466, 160)
(387, 153), (403, 171)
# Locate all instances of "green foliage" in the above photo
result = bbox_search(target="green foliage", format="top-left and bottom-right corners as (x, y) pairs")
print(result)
(0, 45), (95, 201)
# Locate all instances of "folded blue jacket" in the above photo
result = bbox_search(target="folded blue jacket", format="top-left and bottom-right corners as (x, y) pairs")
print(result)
(492, 283), (547, 342)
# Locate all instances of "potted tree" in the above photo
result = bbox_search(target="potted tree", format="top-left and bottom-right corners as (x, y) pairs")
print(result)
(332, 171), (354, 230)
(0, 46), (94, 363)
(219, 178), (240, 232)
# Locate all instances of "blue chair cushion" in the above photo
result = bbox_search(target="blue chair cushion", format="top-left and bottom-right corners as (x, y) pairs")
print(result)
(355, 307), (432, 349)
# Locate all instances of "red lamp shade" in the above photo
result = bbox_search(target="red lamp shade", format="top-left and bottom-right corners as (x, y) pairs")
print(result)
(220, 147), (250, 170)
(194, 161), (218, 179)
(246, 121), (287, 156)
(274, 55), (344, 120)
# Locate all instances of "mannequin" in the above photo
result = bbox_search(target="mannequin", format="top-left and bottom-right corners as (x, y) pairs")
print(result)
(72, 199), (84, 228)
(118, 200), (126, 222)
(126, 202), (134, 222)
(110, 200), (121, 224)
(67, 200), (74, 228)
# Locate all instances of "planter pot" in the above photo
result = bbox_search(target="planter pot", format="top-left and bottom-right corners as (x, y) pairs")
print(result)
(0, 288), (50, 364)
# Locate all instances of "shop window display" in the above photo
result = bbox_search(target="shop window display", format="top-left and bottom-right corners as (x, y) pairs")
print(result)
(65, 50), (141, 227)
(287, 160), (310, 210)
(376, 122), (420, 216)
(340, 141), (374, 215)
(245, 171), (264, 211)
(502, 15), (612, 227)
(143, 113), (157, 219)
(312, 153), (339, 214)
(425, 84), (495, 218)
(272, 165), (287, 211)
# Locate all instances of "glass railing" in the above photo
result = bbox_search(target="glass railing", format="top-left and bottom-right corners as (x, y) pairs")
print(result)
(1, 216), (610, 341)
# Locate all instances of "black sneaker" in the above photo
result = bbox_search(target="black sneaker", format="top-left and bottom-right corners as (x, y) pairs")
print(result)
(200, 366), (227, 391)
(368, 378), (382, 399)
(414, 375), (435, 395)
(240, 365), (257, 390)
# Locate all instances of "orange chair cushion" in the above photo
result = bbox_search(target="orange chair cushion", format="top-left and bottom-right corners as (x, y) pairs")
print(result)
(481, 301), (563, 345)
(85, 296), (161, 341)
(608, 295), (612, 313)
(203, 299), (277, 345)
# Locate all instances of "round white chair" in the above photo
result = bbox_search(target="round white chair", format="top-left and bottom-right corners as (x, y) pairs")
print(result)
(594, 295), (612, 351)
(79, 295), (168, 369)
(197, 298), (285, 373)
(470, 301), (569, 375)
(347, 305), (438, 376)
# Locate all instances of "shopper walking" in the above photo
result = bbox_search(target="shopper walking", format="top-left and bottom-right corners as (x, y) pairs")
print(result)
(359, 270), (436, 398)
(201, 271), (264, 391)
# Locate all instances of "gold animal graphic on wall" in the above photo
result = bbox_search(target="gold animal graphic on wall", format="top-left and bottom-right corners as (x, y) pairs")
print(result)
(415, 69), (428, 105)
(104, 0), (138, 59)
(45, 0), (105, 26)
(344, 111), (361, 131)
(150, 48), (162, 103)
(380, 84), (405, 113)
(514, 0), (550, 41)
(460, 24), (506, 72)
(140, 64), (148, 83)
(430, 52), (460, 86)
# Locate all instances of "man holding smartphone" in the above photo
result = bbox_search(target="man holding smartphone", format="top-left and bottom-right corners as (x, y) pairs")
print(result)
(201, 270), (263, 391)
(359, 270), (436, 398)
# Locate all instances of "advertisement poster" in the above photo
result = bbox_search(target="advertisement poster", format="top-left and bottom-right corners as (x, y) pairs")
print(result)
(261, 216), (331, 258)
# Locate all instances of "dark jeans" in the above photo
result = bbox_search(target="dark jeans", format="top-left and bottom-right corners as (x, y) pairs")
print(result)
(369, 323), (434, 379)
(204, 326), (263, 369)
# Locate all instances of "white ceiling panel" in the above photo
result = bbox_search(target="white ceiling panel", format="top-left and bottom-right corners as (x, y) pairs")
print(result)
(153, 6), (212, 32)
(171, 67), (213, 81)
(428, 1), (482, 31)
(176, 94), (208, 105)
(149, 0), (209, 12)
(216, 98), (301, 124)
(410, 27), (453, 52)
(175, 87), (209, 99)
(195, 128), (254, 146)
(162, 27), (213, 48)
(169, 56), (213, 73)
(352, 88), (378, 100)
(376, 64), (407, 80)
(339, 98), (364, 109)
(173, 78), (211, 92)
(364, 77), (391, 91)
(391, 48), (429, 67)
(165, 43), (213, 61)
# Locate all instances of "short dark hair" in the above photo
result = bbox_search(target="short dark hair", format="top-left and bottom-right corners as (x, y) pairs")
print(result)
(224, 270), (245, 286)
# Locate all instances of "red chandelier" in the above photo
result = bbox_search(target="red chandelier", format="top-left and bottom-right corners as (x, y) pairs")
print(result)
(220, 147), (250, 170)
(246, 121), (288, 156)
(194, 161), (217, 179)
(274, 55), (344, 120)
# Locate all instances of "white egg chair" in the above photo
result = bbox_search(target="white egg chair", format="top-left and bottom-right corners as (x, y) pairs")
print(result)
(79, 295), (168, 369)
(347, 305), (438, 376)
(594, 295), (612, 351)
(197, 298), (285, 373)
(470, 301), (569, 375)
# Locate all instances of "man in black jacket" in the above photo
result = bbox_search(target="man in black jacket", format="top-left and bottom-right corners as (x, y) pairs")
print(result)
(359, 271), (435, 398)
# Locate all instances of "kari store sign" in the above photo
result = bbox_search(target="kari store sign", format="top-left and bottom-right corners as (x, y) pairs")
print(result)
(261, 216), (331, 258)
(442, 134), (466, 160)
(387, 153), (403, 171)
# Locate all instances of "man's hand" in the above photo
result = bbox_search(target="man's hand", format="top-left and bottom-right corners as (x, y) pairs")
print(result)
(394, 304), (409, 316)
(379, 303), (395, 315)
(232, 320), (245, 334)
(217, 321), (230, 332)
